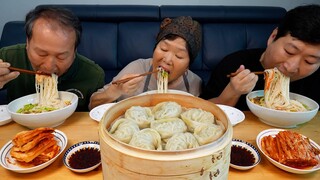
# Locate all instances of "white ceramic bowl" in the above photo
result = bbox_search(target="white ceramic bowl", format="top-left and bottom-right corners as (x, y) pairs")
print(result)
(7, 91), (78, 129)
(63, 141), (101, 173)
(217, 104), (245, 126)
(89, 103), (116, 122)
(256, 129), (320, 174)
(0, 105), (12, 126)
(230, 139), (260, 170)
(0, 129), (67, 173)
(246, 90), (319, 128)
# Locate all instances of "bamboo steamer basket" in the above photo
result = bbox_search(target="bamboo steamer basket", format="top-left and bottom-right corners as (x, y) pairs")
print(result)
(99, 94), (233, 179)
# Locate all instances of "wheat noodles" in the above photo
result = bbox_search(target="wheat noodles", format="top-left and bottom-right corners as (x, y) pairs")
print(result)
(35, 74), (63, 108)
(251, 68), (308, 112)
(157, 67), (168, 93)
(17, 74), (70, 114)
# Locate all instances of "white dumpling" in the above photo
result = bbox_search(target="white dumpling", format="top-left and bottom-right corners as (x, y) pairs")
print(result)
(181, 108), (216, 132)
(152, 101), (182, 120)
(125, 106), (155, 128)
(109, 118), (140, 143)
(150, 117), (187, 139)
(129, 128), (162, 150)
(165, 132), (199, 150)
(193, 123), (224, 145)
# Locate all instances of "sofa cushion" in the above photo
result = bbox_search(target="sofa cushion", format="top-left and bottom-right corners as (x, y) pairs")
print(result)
(0, 21), (26, 48)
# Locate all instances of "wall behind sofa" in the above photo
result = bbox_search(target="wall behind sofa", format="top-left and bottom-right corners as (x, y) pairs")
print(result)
(0, 0), (318, 37)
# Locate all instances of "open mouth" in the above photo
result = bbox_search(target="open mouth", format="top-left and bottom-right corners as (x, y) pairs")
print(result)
(157, 66), (170, 74)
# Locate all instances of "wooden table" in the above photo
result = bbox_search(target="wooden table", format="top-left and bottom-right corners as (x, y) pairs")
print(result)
(0, 112), (319, 179)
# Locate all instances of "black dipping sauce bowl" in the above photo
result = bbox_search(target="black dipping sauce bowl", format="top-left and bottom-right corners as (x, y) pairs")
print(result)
(63, 141), (101, 173)
(230, 139), (261, 170)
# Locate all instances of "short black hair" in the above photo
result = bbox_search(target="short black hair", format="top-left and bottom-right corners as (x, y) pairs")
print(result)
(275, 4), (320, 45)
(25, 6), (82, 48)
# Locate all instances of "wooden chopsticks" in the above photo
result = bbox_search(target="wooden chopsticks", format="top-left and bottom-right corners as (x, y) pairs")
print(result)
(227, 71), (264, 78)
(8, 67), (50, 76)
(112, 70), (158, 85)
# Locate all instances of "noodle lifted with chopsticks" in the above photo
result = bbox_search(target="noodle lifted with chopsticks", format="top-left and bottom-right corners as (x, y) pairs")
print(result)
(157, 67), (168, 93)
(262, 68), (307, 112)
(35, 74), (64, 108)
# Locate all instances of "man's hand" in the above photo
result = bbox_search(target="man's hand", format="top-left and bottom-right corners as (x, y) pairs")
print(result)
(0, 59), (20, 88)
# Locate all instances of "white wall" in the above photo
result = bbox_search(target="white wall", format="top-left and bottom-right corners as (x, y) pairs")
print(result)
(0, 0), (319, 37)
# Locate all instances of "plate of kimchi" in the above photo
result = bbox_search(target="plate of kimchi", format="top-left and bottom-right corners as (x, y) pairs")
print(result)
(256, 129), (320, 174)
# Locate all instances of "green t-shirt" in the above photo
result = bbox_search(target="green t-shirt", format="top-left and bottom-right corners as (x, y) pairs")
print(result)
(0, 44), (105, 111)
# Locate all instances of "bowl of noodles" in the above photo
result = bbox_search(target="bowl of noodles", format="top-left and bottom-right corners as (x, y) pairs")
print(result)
(246, 90), (319, 128)
(7, 91), (78, 129)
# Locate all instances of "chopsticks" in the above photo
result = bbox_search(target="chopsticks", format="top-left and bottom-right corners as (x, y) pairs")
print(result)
(227, 71), (264, 78)
(112, 70), (158, 85)
(8, 67), (50, 76)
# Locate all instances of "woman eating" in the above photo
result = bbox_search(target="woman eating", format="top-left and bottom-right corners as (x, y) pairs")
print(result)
(89, 16), (202, 110)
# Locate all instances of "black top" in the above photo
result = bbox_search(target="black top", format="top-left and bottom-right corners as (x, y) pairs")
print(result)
(200, 48), (320, 111)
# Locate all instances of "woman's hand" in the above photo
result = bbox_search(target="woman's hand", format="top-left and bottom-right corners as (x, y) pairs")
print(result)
(115, 74), (144, 96)
(0, 59), (20, 88)
(89, 73), (144, 110)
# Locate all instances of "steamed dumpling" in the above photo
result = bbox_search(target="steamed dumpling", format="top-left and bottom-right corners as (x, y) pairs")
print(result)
(152, 101), (182, 120)
(109, 118), (140, 143)
(165, 132), (199, 150)
(129, 128), (162, 150)
(150, 117), (187, 139)
(193, 123), (224, 145)
(125, 106), (155, 128)
(181, 108), (216, 132)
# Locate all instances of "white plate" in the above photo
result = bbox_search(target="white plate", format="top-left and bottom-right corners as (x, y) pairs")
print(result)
(63, 141), (101, 173)
(217, 104), (245, 126)
(0, 130), (68, 173)
(89, 103), (116, 122)
(256, 129), (320, 174)
(0, 105), (12, 126)
(138, 89), (194, 96)
(230, 139), (261, 170)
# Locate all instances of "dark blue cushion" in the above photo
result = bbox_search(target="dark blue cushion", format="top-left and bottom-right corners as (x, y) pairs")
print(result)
(118, 22), (159, 66)
(0, 21), (25, 48)
(77, 22), (118, 68)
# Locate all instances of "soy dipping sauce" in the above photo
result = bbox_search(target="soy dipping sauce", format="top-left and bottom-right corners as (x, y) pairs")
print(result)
(68, 147), (101, 169)
(231, 145), (255, 166)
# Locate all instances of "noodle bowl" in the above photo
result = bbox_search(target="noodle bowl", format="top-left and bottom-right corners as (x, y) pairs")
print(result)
(246, 90), (319, 128)
(7, 91), (78, 129)
(246, 68), (317, 128)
